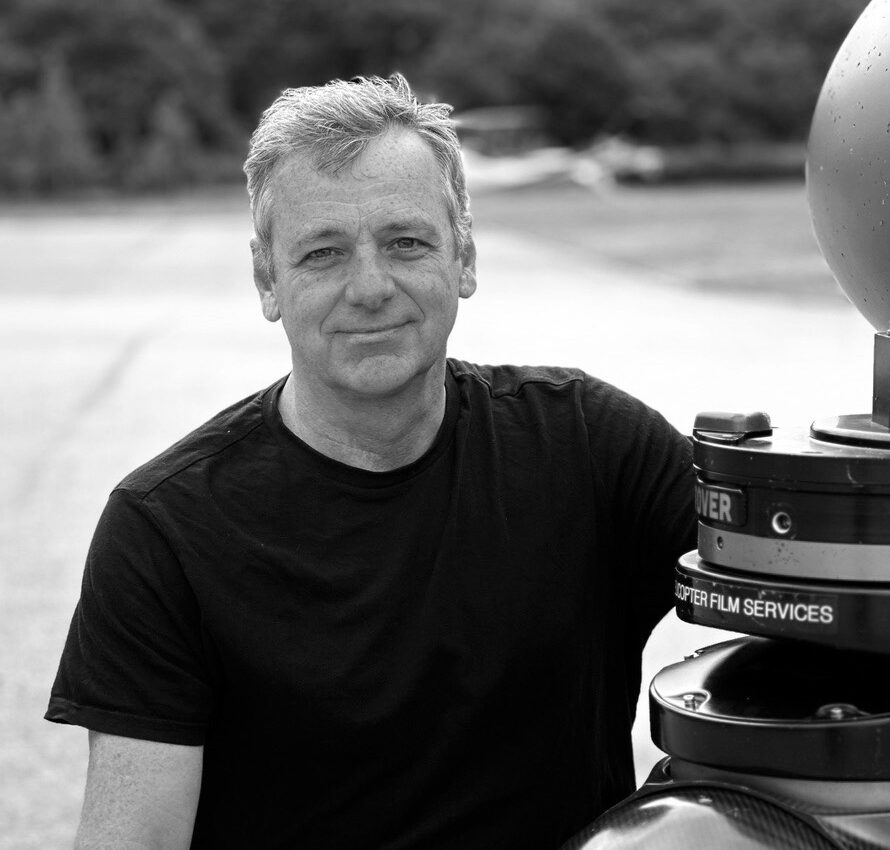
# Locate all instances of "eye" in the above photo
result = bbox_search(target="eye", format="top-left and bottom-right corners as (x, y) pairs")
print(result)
(390, 237), (426, 254)
(303, 247), (339, 263)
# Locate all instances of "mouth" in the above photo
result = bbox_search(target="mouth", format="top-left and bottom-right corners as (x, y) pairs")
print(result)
(339, 322), (409, 338)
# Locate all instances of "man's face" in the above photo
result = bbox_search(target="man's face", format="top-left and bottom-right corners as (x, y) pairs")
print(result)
(254, 128), (476, 401)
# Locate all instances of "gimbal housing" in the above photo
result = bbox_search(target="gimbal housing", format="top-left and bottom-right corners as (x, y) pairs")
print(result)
(564, 1), (890, 847)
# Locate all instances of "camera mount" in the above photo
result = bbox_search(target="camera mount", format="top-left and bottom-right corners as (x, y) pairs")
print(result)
(564, 1), (890, 846)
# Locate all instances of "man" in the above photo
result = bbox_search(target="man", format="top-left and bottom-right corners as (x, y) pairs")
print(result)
(47, 74), (696, 849)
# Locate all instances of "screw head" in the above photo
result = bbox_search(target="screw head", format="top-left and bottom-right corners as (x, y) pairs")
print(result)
(682, 692), (705, 710)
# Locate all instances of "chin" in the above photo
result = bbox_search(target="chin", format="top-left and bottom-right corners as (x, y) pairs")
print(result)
(332, 354), (436, 399)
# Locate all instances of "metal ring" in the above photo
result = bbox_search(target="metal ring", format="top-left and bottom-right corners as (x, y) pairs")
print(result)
(698, 525), (890, 582)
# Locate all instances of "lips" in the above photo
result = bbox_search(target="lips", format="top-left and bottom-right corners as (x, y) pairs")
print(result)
(339, 322), (408, 335)
(350, 327), (398, 333)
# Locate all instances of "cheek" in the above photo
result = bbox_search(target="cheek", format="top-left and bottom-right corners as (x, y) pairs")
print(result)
(423, 290), (460, 338)
(280, 281), (334, 325)
(276, 295), (320, 348)
(414, 264), (462, 308)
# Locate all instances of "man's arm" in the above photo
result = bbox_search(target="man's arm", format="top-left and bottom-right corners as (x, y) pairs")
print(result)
(75, 732), (203, 850)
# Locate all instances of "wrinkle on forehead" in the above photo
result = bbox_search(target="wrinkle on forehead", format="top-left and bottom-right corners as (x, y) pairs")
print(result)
(269, 129), (452, 248)
(272, 189), (446, 244)
(276, 127), (439, 190)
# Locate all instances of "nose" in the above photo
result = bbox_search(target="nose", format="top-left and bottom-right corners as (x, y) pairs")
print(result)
(343, 248), (396, 310)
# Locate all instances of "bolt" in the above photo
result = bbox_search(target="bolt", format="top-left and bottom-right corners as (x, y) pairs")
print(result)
(771, 511), (793, 536)
(682, 692), (704, 710)
(816, 702), (864, 721)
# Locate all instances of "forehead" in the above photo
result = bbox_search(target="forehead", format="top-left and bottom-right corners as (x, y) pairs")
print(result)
(269, 129), (450, 241)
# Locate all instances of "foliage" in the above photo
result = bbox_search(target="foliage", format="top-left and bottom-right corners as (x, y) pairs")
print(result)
(0, 0), (874, 192)
(519, 8), (634, 144)
(167, 0), (452, 124)
(0, 0), (241, 193)
(598, 0), (870, 144)
(0, 58), (101, 193)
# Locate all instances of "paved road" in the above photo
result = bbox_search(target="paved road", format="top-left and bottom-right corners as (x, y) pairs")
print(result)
(0, 182), (873, 847)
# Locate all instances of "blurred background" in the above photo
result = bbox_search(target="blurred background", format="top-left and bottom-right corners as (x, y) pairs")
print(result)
(0, 0), (878, 847)
(0, 0), (872, 192)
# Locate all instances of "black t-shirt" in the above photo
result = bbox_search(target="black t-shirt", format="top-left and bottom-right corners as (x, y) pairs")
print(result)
(46, 360), (696, 849)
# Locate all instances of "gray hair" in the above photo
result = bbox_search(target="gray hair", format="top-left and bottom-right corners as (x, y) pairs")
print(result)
(243, 73), (471, 281)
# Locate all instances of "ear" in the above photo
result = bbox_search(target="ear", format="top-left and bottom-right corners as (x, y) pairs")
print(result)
(458, 236), (477, 299)
(251, 238), (280, 322)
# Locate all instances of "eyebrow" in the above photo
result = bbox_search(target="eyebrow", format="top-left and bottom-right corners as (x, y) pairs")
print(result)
(293, 218), (441, 246)
(293, 224), (350, 245)
(377, 218), (441, 238)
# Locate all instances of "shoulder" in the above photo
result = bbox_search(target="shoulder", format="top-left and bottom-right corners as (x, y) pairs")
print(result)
(447, 358), (689, 463)
(446, 358), (651, 417)
(447, 358), (592, 398)
(117, 377), (286, 500)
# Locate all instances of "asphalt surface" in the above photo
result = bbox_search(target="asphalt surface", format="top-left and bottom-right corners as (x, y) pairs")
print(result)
(0, 181), (874, 847)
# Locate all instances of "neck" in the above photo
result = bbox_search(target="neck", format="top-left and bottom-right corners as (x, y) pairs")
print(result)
(277, 369), (447, 472)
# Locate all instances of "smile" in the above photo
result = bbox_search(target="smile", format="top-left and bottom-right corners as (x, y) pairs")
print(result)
(340, 323), (408, 337)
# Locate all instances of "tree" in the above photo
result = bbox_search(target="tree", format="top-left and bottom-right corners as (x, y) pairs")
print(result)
(5, 0), (242, 187)
(125, 92), (200, 190)
(0, 0), (877, 191)
(0, 57), (101, 193)
(596, 0), (869, 144)
(168, 0), (453, 125)
(519, 7), (634, 144)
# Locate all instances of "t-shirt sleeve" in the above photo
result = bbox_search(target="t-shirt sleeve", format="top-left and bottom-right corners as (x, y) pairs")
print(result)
(45, 489), (212, 745)
(583, 377), (697, 645)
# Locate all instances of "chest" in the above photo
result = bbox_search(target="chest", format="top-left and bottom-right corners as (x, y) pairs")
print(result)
(189, 449), (601, 743)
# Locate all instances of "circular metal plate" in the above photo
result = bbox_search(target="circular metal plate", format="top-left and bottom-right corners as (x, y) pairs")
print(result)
(694, 426), (890, 489)
(675, 552), (890, 652)
(812, 414), (890, 448)
(650, 636), (890, 779)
